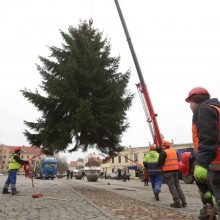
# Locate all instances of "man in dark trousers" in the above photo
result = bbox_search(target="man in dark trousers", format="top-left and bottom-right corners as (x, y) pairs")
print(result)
(2, 147), (28, 195)
(66, 169), (70, 180)
(158, 141), (187, 208)
(143, 144), (162, 200)
(185, 86), (220, 219)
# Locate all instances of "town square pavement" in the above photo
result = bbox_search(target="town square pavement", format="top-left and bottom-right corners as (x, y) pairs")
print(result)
(0, 175), (203, 220)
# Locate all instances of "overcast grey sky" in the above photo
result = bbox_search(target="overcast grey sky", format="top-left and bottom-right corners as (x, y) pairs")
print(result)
(0, 0), (220, 162)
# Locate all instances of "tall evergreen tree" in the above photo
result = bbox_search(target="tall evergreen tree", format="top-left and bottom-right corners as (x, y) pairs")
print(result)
(21, 20), (134, 156)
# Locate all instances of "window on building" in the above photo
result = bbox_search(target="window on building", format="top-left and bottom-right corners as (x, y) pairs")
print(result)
(125, 154), (128, 163)
(4, 155), (6, 158)
(27, 155), (29, 159)
(134, 153), (138, 161)
(112, 168), (115, 173)
(118, 156), (121, 163)
(21, 156), (23, 159)
(112, 157), (114, 163)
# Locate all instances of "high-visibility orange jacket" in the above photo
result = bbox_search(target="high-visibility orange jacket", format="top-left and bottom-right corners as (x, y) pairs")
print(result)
(162, 148), (179, 172)
(192, 98), (220, 169)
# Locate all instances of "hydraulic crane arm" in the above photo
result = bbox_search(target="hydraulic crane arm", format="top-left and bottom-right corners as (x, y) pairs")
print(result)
(114, 0), (163, 146)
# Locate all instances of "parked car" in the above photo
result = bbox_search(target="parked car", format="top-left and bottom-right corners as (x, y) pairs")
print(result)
(105, 172), (131, 180)
(17, 171), (25, 175)
(105, 173), (117, 179)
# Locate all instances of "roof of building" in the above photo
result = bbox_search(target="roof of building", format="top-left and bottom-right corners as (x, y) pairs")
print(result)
(5, 146), (42, 155)
(69, 161), (77, 167)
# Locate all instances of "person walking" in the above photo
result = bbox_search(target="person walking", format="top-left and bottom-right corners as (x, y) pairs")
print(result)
(122, 166), (128, 182)
(143, 145), (162, 201)
(66, 169), (70, 180)
(70, 171), (73, 179)
(2, 147), (28, 195)
(185, 86), (220, 219)
(158, 141), (187, 208)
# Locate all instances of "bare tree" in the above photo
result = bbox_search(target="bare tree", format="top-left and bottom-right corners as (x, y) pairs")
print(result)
(55, 154), (69, 173)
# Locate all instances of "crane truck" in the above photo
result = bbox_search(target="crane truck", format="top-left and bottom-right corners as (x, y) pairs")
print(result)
(114, 0), (194, 184)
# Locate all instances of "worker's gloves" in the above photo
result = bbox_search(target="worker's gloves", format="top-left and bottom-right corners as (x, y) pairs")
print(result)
(194, 165), (208, 182)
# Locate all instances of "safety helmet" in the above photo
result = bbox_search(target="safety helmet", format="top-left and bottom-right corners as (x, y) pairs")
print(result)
(163, 140), (171, 148)
(149, 144), (156, 151)
(185, 87), (210, 102)
(179, 152), (191, 176)
(15, 146), (22, 152)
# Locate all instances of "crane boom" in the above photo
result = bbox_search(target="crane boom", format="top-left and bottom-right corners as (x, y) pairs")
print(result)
(114, 0), (163, 146)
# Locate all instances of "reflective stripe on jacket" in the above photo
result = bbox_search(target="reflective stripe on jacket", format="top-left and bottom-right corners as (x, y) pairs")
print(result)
(8, 153), (22, 170)
(192, 124), (198, 152)
(162, 149), (179, 171)
(144, 151), (161, 175)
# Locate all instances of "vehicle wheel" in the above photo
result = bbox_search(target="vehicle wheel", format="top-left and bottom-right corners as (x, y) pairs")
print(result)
(182, 174), (194, 184)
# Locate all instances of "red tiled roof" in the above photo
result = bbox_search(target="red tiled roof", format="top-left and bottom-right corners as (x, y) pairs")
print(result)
(69, 161), (77, 167)
(7, 146), (42, 155)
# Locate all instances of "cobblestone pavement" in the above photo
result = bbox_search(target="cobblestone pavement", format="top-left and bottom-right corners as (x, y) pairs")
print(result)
(0, 175), (203, 220)
(63, 178), (201, 220)
(0, 175), (115, 220)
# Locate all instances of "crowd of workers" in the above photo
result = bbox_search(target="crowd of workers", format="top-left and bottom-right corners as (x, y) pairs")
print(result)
(2, 87), (220, 220)
(143, 87), (220, 220)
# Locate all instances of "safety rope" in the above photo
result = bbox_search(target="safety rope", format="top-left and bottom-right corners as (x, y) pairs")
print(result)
(23, 153), (43, 188)
(23, 162), (34, 188)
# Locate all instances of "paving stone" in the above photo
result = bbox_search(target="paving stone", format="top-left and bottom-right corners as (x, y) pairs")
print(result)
(0, 175), (210, 220)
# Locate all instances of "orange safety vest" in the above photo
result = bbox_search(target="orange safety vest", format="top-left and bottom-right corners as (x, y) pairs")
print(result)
(162, 148), (179, 171)
(192, 104), (220, 171)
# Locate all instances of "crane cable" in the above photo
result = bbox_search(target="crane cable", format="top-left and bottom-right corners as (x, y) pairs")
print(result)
(118, 152), (144, 167)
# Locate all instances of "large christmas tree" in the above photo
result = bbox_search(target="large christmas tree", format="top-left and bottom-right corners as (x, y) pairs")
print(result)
(21, 20), (134, 156)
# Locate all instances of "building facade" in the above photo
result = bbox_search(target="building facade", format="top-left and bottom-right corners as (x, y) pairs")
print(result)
(101, 143), (193, 177)
(0, 145), (44, 173)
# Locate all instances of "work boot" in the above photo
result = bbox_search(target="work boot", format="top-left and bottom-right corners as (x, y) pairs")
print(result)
(2, 188), (10, 194)
(11, 191), (20, 195)
(198, 203), (217, 220)
(182, 202), (187, 207)
(170, 202), (182, 208)
(154, 192), (159, 201)
(198, 213), (216, 220)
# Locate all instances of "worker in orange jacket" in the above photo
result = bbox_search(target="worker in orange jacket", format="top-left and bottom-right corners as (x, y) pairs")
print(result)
(185, 87), (220, 219)
(158, 141), (187, 208)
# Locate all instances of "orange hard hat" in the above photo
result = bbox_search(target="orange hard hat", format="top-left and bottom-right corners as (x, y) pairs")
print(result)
(163, 140), (171, 148)
(149, 144), (156, 151)
(15, 146), (22, 152)
(185, 87), (210, 102)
